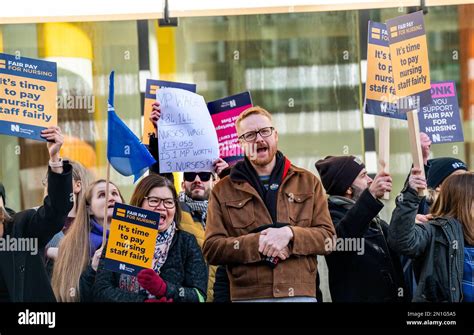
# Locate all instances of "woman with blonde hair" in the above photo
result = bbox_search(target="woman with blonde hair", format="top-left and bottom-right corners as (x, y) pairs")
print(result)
(51, 179), (123, 302)
(44, 160), (93, 275)
(389, 169), (473, 302)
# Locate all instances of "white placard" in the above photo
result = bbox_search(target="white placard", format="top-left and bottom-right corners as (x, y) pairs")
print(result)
(157, 88), (219, 173)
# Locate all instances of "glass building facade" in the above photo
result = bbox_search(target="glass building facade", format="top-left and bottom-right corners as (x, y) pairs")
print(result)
(2, 5), (473, 210)
(1, 4), (474, 300)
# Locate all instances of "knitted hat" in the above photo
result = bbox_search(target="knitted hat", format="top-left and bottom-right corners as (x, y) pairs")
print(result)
(427, 157), (467, 189)
(315, 156), (365, 196)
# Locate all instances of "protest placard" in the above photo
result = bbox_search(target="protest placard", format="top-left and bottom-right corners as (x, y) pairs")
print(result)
(364, 21), (405, 120)
(142, 79), (196, 145)
(208, 91), (252, 164)
(387, 11), (432, 195)
(0, 53), (57, 141)
(418, 81), (464, 144)
(104, 203), (159, 276)
(157, 87), (219, 173)
(386, 11), (432, 112)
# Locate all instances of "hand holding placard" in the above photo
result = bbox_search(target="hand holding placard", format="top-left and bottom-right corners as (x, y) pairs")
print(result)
(369, 169), (393, 200)
(137, 269), (167, 298)
(420, 132), (432, 165)
(408, 167), (427, 194)
(150, 101), (161, 134)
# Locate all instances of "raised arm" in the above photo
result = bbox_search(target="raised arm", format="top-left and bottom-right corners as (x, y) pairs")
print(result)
(22, 127), (73, 247)
(388, 168), (431, 258)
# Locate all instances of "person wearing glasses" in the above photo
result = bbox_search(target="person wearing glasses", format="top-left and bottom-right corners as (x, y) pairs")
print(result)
(94, 174), (208, 302)
(203, 106), (336, 302)
(148, 101), (228, 302)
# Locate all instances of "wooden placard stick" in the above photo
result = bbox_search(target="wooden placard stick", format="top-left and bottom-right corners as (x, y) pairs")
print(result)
(407, 110), (427, 196)
(377, 116), (390, 200)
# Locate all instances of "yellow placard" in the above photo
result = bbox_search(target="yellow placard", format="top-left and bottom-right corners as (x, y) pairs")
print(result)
(389, 35), (431, 97)
(104, 204), (159, 272)
(106, 219), (157, 269)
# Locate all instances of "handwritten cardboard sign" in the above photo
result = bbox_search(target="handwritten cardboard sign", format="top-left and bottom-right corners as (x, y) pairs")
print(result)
(142, 79), (196, 145)
(157, 88), (219, 173)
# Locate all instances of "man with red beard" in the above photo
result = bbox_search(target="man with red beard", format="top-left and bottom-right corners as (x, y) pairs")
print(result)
(203, 106), (335, 302)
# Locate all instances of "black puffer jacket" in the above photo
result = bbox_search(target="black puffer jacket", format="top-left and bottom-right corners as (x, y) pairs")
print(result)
(93, 229), (208, 302)
(325, 189), (407, 302)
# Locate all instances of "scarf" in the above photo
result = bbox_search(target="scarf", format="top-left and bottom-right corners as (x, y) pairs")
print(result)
(119, 221), (176, 293)
(230, 151), (291, 223)
(179, 192), (208, 228)
(89, 217), (109, 257)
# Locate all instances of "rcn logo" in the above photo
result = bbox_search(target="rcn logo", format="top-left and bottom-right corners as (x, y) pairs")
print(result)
(119, 263), (134, 273)
(11, 124), (20, 132)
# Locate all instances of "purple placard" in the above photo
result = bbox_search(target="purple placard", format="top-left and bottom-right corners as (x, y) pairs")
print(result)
(418, 81), (464, 144)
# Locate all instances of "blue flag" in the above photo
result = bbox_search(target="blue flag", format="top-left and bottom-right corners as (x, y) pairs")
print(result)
(107, 71), (156, 182)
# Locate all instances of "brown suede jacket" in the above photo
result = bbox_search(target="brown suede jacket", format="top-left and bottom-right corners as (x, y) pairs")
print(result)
(203, 164), (335, 301)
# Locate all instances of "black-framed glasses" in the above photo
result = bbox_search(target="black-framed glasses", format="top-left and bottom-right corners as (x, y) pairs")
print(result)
(183, 172), (213, 182)
(238, 127), (274, 142)
(144, 196), (176, 209)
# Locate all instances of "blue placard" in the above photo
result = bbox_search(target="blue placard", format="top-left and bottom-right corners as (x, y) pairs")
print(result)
(145, 79), (196, 99)
(0, 53), (57, 141)
(0, 53), (57, 82)
(207, 91), (252, 115)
